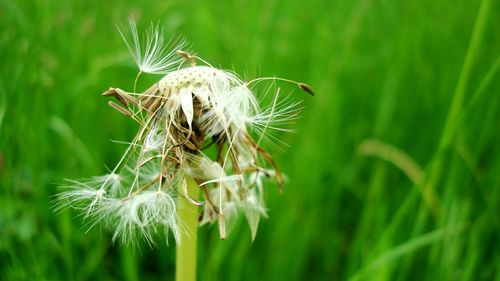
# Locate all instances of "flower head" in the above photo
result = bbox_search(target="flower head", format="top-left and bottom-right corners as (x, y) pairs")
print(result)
(56, 20), (312, 245)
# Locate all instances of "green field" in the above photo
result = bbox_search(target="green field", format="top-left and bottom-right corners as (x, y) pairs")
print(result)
(1, 0), (499, 280)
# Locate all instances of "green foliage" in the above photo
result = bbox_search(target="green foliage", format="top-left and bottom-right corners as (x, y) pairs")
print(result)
(0, 0), (498, 280)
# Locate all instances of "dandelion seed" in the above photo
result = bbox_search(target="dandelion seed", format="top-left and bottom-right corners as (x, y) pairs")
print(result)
(56, 19), (313, 245)
(118, 19), (186, 75)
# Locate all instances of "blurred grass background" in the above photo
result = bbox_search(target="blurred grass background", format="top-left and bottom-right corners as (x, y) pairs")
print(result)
(1, 0), (499, 280)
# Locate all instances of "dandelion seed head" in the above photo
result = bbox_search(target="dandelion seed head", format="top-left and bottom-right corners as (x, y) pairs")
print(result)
(56, 19), (311, 245)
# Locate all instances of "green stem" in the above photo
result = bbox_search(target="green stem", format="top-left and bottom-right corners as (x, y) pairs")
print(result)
(176, 177), (200, 281)
(437, 0), (492, 152)
(424, 0), (493, 217)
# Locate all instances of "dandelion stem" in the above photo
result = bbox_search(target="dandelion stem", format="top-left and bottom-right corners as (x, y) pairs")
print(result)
(176, 176), (199, 281)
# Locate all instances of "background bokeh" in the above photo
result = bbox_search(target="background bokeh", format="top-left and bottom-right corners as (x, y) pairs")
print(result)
(1, 0), (499, 280)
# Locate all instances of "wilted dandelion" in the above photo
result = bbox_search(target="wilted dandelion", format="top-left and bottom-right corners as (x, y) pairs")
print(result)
(55, 19), (313, 250)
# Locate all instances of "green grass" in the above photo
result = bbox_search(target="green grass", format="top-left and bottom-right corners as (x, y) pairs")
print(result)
(1, 0), (499, 280)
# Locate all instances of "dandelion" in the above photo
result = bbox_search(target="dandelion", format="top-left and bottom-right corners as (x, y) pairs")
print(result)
(55, 19), (313, 281)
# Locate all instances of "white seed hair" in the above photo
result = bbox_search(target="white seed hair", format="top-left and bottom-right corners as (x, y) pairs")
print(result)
(118, 19), (186, 74)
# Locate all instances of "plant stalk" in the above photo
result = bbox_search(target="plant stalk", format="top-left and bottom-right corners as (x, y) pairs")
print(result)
(176, 176), (200, 281)
(423, 0), (493, 219)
